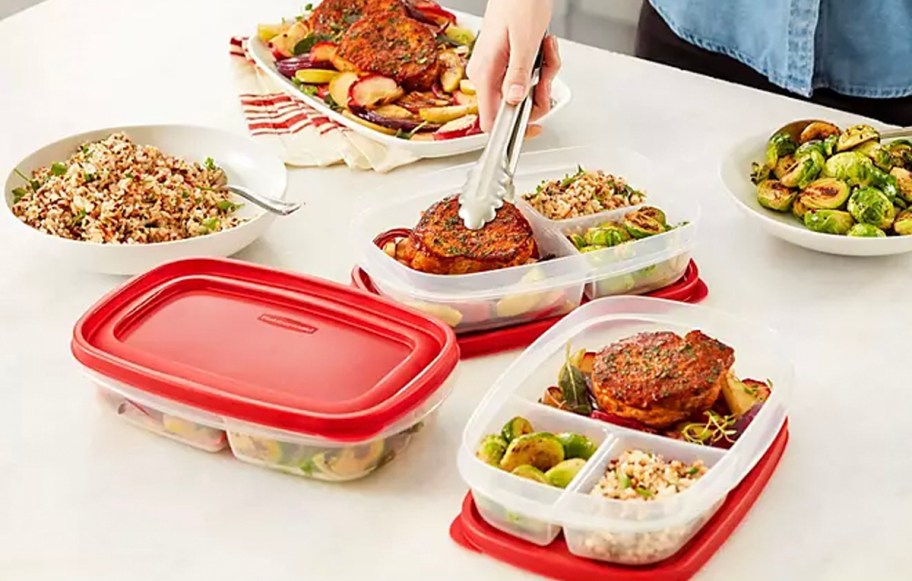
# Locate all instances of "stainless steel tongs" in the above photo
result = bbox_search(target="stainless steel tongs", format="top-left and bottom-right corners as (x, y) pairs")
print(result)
(458, 44), (545, 230)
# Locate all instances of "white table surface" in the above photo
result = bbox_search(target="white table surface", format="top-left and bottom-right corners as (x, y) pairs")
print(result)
(2, 1), (911, 580)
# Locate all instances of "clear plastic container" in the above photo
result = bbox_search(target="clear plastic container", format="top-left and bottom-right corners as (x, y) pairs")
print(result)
(352, 147), (700, 335)
(457, 297), (792, 564)
(73, 258), (460, 482)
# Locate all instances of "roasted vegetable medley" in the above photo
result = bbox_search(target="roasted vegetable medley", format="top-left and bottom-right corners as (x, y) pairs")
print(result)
(540, 336), (772, 449)
(475, 416), (599, 488)
(751, 122), (912, 237)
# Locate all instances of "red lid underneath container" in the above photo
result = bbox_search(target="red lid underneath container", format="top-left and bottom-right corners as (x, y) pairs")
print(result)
(72, 258), (459, 441)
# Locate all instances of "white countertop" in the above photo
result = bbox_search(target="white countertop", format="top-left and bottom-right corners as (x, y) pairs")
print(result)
(2, 1), (911, 580)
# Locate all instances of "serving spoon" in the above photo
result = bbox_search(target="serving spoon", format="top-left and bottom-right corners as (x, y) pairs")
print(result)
(225, 184), (301, 216)
(772, 119), (912, 142)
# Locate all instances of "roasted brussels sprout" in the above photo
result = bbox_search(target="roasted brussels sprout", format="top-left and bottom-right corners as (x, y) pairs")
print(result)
(511, 464), (550, 484)
(895, 209), (912, 236)
(848, 187), (896, 229)
(800, 177), (850, 210)
(822, 134), (839, 157)
(804, 209), (855, 235)
(886, 140), (912, 168)
(773, 154), (797, 180)
(780, 151), (824, 189)
(795, 140), (827, 160)
(476, 434), (508, 466)
(891, 167), (912, 203)
(502, 417), (534, 443)
(584, 224), (631, 247)
(766, 132), (798, 168)
(837, 124), (879, 152)
(799, 121), (840, 144)
(847, 223), (887, 238)
(556, 432), (598, 460)
(870, 169), (900, 204)
(757, 179), (797, 211)
(791, 195), (811, 220)
(823, 152), (873, 187)
(499, 433), (565, 472)
(855, 141), (894, 171)
(750, 161), (771, 185)
(624, 207), (667, 239)
(544, 458), (586, 488)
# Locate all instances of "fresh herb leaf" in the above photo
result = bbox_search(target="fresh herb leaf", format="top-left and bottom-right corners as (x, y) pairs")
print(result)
(11, 187), (27, 203)
(50, 162), (68, 176)
(204, 157), (218, 171)
(293, 33), (332, 55)
(323, 92), (340, 110)
(635, 486), (654, 499)
(71, 208), (87, 225)
(617, 468), (632, 489)
(300, 84), (319, 97)
(304, 2), (313, 10)
(558, 343), (592, 415)
(13, 168), (40, 191)
(201, 217), (220, 232)
(81, 145), (90, 155)
(687, 466), (701, 476)
(217, 200), (242, 212)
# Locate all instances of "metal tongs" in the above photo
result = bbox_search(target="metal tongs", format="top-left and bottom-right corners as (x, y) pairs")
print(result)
(458, 44), (545, 230)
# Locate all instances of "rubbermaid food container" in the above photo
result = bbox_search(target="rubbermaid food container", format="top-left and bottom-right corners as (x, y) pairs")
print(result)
(457, 297), (792, 565)
(352, 147), (700, 335)
(72, 258), (459, 481)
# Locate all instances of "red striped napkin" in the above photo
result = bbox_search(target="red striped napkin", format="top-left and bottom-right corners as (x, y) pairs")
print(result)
(230, 36), (420, 172)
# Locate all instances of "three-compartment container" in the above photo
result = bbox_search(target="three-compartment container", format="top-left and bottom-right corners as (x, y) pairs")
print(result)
(351, 147), (700, 335)
(72, 258), (459, 481)
(457, 297), (792, 566)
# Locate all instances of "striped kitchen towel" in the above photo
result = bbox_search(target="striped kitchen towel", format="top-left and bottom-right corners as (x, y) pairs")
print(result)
(229, 36), (420, 172)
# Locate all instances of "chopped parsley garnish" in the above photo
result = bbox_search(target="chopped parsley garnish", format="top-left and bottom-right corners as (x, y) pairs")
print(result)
(50, 162), (68, 176)
(204, 157), (218, 171)
(304, 2), (313, 10)
(71, 208), (87, 225)
(687, 466), (701, 476)
(124, 172), (134, 180)
(217, 200), (242, 212)
(634, 486), (654, 499)
(11, 187), (27, 203)
(201, 217), (220, 232)
(84, 173), (97, 183)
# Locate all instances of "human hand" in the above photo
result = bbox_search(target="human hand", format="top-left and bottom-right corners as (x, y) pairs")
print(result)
(466, 0), (560, 133)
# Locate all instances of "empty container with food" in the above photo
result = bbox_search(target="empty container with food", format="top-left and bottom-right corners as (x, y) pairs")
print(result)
(72, 258), (459, 481)
(457, 296), (792, 565)
(351, 147), (700, 335)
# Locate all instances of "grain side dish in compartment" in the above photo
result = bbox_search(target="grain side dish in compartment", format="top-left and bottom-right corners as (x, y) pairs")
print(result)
(258, 0), (482, 142)
(540, 332), (772, 448)
(9, 133), (244, 243)
(751, 121), (912, 237)
(523, 166), (646, 220)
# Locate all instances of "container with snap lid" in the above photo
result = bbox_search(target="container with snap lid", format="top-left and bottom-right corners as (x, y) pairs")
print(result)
(72, 258), (459, 481)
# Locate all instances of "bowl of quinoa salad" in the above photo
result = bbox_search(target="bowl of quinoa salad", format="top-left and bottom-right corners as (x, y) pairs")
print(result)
(3, 125), (287, 274)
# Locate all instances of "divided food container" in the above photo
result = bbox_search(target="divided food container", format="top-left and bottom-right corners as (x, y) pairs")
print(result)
(72, 258), (459, 481)
(351, 147), (700, 335)
(457, 297), (792, 565)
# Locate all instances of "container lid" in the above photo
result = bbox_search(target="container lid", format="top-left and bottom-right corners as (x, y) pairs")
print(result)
(72, 258), (459, 441)
(450, 422), (789, 581)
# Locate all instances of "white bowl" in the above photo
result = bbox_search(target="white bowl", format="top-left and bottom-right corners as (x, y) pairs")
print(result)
(248, 9), (572, 159)
(720, 133), (912, 257)
(2, 125), (287, 275)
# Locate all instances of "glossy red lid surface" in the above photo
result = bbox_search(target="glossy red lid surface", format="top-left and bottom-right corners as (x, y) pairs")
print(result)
(73, 259), (459, 441)
(450, 422), (789, 581)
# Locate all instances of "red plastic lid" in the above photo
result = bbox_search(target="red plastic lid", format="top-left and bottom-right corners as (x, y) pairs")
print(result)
(72, 258), (459, 441)
(450, 421), (789, 581)
(351, 230), (708, 359)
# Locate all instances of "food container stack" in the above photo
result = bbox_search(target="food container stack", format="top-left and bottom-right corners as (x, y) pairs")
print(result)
(457, 297), (792, 566)
(352, 147), (700, 336)
(72, 258), (459, 482)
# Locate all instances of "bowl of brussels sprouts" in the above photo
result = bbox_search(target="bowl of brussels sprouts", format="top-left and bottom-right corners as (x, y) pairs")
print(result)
(720, 120), (912, 256)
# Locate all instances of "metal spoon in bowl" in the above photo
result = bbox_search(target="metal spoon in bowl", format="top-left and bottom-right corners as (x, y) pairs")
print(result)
(772, 119), (912, 142)
(225, 183), (301, 216)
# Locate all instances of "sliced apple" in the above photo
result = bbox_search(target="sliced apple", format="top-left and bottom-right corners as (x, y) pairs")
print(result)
(269, 21), (311, 59)
(328, 72), (359, 109)
(458, 79), (476, 95)
(349, 75), (404, 109)
(419, 104), (477, 124)
(310, 41), (338, 64)
(331, 53), (360, 73)
(342, 110), (398, 136)
(295, 69), (340, 84)
(438, 50), (465, 93)
(258, 22), (292, 43)
(372, 104), (417, 120)
(443, 24), (476, 46)
(434, 114), (480, 140)
(453, 90), (477, 107)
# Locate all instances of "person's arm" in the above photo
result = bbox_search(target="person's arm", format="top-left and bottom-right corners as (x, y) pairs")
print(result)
(467, 0), (561, 132)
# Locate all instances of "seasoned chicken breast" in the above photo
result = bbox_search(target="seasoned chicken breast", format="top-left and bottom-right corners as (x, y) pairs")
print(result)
(394, 196), (538, 275)
(338, 9), (439, 90)
(307, 0), (368, 37)
(590, 331), (735, 428)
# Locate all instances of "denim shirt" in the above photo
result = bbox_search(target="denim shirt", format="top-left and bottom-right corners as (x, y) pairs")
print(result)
(649, 0), (912, 99)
